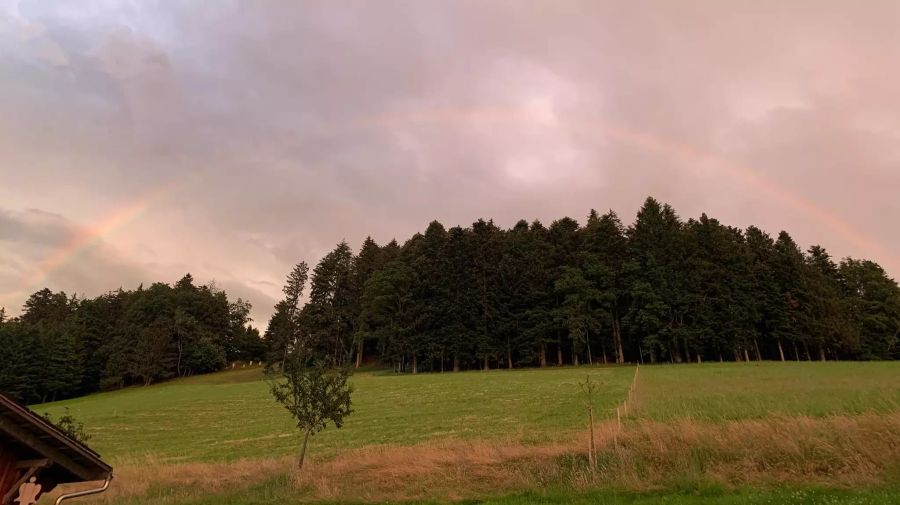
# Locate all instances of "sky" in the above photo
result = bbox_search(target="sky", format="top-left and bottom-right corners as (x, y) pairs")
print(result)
(1, 1), (899, 326)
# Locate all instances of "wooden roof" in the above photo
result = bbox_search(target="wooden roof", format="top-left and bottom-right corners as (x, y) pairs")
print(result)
(0, 394), (111, 483)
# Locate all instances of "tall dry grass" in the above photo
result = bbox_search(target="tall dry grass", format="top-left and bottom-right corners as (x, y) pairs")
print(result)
(67, 413), (900, 503)
(603, 412), (900, 489)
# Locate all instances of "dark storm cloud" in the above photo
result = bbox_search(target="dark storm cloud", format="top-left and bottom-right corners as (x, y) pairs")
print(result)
(2, 1), (899, 324)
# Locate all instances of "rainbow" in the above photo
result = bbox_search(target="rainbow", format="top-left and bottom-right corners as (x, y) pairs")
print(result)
(591, 122), (893, 262)
(357, 106), (894, 264)
(16, 108), (893, 302)
(20, 177), (186, 293)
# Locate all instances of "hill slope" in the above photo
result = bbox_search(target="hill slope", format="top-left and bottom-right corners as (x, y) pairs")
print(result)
(35, 362), (900, 504)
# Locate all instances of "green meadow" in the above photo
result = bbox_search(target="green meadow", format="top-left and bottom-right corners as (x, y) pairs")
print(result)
(39, 366), (634, 462)
(35, 362), (900, 504)
(637, 361), (900, 421)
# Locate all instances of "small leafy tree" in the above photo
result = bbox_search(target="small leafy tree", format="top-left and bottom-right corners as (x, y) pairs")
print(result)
(43, 408), (92, 444)
(269, 353), (353, 469)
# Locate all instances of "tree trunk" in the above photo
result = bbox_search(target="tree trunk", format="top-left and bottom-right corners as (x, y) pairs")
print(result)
(777, 339), (785, 362)
(557, 343), (563, 366)
(483, 355), (489, 371)
(587, 405), (596, 471)
(453, 355), (460, 372)
(355, 340), (363, 368)
(818, 346), (826, 362)
(440, 351), (445, 373)
(696, 353), (701, 364)
(671, 340), (683, 363)
(754, 338), (762, 361)
(573, 352), (579, 366)
(298, 429), (311, 469)
(743, 348), (750, 362)
(586, 334), (593, 366)
(539, 345), (547, 367)
(613, 317), (624, 364)
(793, 341), (800, 361)
(803, 342), (811, 361)
(412, 354), (418, 374)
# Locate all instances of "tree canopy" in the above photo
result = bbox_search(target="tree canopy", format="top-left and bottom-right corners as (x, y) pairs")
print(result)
(267, 197), (900, 371)
(0, 275), (262, 403)
(4, 196), (898, 406)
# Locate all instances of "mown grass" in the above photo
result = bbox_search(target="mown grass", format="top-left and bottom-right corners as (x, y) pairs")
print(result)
(34, 361), (900, 504)
(636, 361), (900, 422)
(39, 365), (634, 463)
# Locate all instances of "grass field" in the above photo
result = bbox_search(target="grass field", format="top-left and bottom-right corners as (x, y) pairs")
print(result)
(637, 362), (900, 421)
(39, 366), (635, 462)
(34, 362), (900, 504)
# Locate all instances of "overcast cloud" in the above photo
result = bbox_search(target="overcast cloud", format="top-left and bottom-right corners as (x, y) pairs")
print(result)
(2, 1), (899, 325)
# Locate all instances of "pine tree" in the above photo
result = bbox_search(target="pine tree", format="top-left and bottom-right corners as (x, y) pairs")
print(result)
(471, 219), (504, 370)
(803, 246), (855, 360)
(443, 226), (478, 371)
(772, 232), (807, 360)
(582, 210), (628, 362)
(267, 262), (310, 369)
(306, 242), (356, 364)
(745, 226), (783, 360)
(548, 217), (582, 365)
(625, 198), (684, 363)
(360, 257), (417, 370)
(414, 221), (450, 372)
(839, 259), (900, 359)
(554, 266), (602, 365)
(351, 237), (384, 368)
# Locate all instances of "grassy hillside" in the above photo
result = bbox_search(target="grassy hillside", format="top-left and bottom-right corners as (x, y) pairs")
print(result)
(34, 362), (900, 504)
(39, 366), (635, 462)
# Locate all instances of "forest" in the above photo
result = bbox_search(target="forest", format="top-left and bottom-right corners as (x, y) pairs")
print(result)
(2, 196), (898, 404)
(265, 197), (900, 372)
(0, 275), (263, 403)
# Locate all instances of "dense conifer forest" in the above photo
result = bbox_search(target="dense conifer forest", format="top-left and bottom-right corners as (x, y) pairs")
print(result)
(2, 197), (898, 403)
(0, 275), (263, 403)
(265, 197), (900, 372)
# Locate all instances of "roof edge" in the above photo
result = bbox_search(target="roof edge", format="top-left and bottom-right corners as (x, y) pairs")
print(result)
(0, 393), (112, 477)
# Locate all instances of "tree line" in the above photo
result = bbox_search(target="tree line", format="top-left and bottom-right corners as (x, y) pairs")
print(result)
(3, 196), (897, 404)
(0, 274), (263, 403)
(264, 197), (900, 372)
